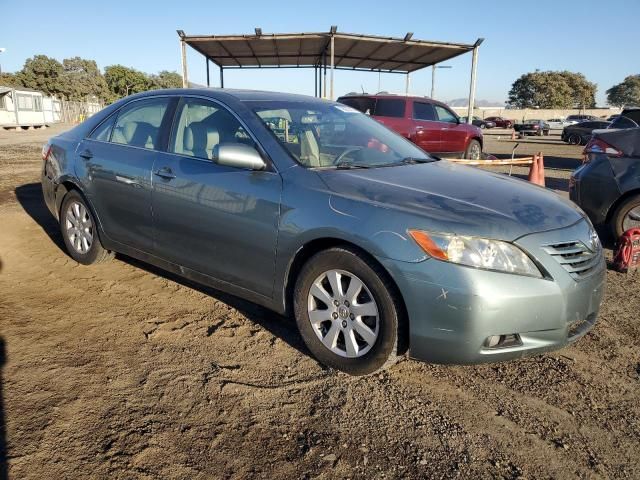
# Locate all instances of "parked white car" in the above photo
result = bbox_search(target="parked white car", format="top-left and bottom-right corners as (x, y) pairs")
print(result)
(547, 118), (576, 129)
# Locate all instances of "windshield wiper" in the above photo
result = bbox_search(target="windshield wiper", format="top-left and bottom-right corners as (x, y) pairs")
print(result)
(333, 160), (372, 169)
(399, 157), (435, 164)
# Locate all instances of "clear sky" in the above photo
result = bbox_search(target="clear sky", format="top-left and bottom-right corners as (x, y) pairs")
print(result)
(1, 0), (638, 105)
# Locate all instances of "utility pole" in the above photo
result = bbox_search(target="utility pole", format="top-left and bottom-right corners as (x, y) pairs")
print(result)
(430, 65), (452, 99)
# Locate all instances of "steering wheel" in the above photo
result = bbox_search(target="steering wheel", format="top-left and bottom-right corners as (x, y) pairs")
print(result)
(333, 146), (363, 165)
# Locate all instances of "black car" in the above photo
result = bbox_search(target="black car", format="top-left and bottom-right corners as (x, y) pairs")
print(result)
(459, 116), (496, 129)
(561, 120), (610, 145)
(566, 114), (597, 123)
(513, 119), (550, 136)
(608, 107), (640, 129)
(570, 127), (640, 238)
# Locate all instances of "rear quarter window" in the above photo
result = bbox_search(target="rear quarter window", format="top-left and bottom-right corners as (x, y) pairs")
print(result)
(338, 97), (376, 115)
(373, 99), (406, 118)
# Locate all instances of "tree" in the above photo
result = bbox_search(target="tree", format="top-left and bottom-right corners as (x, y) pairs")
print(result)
(0, 72), (21, 88)
(149, 70), (183, 90)
(104, 65), (151, 100)
(16, 55), (65, 97)
(508, 70), (596, 109)
(61, 57), (110, 102)
(606, 75), (640, 107)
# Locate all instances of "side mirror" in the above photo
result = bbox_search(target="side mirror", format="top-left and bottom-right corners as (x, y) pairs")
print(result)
(214, 143), (266, 171)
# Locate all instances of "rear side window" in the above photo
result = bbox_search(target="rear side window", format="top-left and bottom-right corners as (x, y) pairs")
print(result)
(373, 99), (405, 118)
(610, 116), (638, 129)
(338, 97), (376, 115)
(111, 98), (170, 150)
(413, 102), (436, 121)
(434, 105), (458, 123)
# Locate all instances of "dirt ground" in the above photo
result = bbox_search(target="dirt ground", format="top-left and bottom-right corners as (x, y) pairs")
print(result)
(0, 125), (638, 479)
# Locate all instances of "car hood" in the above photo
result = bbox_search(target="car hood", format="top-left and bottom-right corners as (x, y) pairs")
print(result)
(316, 161), (584, 241)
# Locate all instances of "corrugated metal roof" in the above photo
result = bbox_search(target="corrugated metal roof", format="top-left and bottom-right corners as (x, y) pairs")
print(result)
(180, 31), (478, 73)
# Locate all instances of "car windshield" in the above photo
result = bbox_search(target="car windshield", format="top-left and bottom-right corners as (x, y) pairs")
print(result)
(247, 100), (433, 168)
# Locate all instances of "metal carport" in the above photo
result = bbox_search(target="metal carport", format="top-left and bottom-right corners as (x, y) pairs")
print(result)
(177, 28), (483, 123)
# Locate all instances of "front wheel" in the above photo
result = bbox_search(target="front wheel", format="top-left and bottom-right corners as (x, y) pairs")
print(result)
(60, 190), (113, 265)
(465, 139), (482, 160)
(293, 247), (403, 375)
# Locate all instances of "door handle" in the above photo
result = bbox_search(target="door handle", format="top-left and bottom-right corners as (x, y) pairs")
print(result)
(79, 149), (93, 159)
(115, 175), (140, 187)
(154, 167), (176, 180)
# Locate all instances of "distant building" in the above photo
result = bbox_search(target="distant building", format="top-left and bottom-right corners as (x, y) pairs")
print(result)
(0, 86), (61, 128)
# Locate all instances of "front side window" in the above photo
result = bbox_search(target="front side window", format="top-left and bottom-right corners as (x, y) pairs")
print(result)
(170, 97), (254, 160)
(413, 102), (436, 121)
(434, 105), (458, 123)
(248, 100), (432, 169)
(111, 98), (169, 150)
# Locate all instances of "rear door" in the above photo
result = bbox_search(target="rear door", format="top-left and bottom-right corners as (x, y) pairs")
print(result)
(371, 98), (411, 137)
(410, 100), (440, 153)
(151, 96), (281, 297)
(434, 104), (467, 154)
(76, 96), (174, 252)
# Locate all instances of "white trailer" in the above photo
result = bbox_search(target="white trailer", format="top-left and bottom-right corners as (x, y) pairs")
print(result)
(0, 86), (61, 129)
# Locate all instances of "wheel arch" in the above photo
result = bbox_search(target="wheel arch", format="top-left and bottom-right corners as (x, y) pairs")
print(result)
(56, 179), (108, 246)
(283, 237), (410, 354)
(605, 188), (640, 224)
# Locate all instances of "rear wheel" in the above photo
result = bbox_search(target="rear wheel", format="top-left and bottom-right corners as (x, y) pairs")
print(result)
(568, 133), (581, 145)
(465, 139), (482, 160)
(60, 190), (113, 265)
(293, 247), (402, 375)
(611, 194), (640, 239)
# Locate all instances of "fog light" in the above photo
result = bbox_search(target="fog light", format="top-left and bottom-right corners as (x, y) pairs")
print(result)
(484, 334), (522, 349)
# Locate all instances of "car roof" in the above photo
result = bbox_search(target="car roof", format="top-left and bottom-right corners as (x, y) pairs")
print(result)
(123, 87), (331, 105)
(336, 93), (452, 109)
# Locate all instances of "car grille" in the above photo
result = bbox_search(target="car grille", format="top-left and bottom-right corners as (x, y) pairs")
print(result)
(542, 241), (601, 280)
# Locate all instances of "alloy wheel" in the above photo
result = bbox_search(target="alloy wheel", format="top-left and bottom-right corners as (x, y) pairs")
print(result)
(307, 269), (379, 358)
(65, 201), (93, 254)
(623, 206), (640, 232)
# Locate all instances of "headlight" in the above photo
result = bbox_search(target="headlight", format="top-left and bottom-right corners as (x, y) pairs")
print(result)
(408, 230), (542, 278)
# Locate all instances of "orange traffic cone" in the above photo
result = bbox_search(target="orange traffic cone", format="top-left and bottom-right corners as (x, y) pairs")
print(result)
(537, 152), (545, 187)
(528, 154), (539, 184)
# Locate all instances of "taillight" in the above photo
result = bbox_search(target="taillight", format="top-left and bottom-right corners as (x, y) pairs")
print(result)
(583, 138), (622, 157)
(42, 143), (52, 161)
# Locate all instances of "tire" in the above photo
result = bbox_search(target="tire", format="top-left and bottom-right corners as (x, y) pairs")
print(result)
(611, 194), (640, 239)
(568, 133), (581, 145)
(464, 139), (482, 160)
(543, 130), (550, 136)
(293, 247), (403, 375)
(480, 124), (486, 129)
(60, 190), (113, 265)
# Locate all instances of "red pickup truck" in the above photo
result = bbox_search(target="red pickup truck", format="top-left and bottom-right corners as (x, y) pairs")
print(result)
(337, 94), (483, 159)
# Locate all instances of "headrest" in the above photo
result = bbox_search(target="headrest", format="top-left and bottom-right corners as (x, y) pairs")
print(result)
(184, 122), (220, 158)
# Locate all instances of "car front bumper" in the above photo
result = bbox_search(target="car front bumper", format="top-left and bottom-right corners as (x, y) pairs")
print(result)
(378, 220), (606, 364)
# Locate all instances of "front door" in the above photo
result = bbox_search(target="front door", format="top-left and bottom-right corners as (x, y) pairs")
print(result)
(434, 104), (468, 155)
(410, 100), (440, 153)
(151, 97), (282, 297)
(76, 96), (173, 252)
